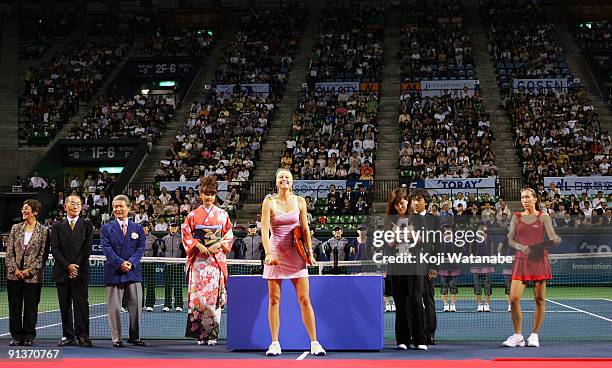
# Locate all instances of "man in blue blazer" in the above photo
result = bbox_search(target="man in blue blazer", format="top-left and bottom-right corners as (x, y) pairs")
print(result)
(101, 195), (146, 348)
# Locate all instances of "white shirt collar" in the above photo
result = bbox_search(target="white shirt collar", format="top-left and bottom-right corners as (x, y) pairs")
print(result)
(67, 216), (79, 224)
(116, 218), (128, 227)
(419, 210), (427, 216)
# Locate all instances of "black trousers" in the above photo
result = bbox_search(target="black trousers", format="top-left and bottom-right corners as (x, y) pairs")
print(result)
(164, 264), (184, 308)
(423, 276), (437, 341)
(7, 280), (42, 340)
(57, 278), (90, 339)
(391, 275), (427, 346)
(143, 263), (157, 307)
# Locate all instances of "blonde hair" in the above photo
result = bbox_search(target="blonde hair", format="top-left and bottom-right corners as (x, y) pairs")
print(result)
(275, 168), (294, 192)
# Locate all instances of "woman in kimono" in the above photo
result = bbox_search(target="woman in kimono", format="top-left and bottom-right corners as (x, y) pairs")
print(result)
(181, 176), (233, 345)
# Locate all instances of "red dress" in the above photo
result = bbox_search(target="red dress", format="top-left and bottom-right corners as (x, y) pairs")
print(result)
(511, 211), (552, 281)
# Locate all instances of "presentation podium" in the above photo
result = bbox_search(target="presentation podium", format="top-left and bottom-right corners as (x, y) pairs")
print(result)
(226, 275), (384, 351)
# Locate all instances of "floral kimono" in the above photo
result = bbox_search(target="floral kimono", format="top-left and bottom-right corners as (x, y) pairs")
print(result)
(181, 204), (233, 341)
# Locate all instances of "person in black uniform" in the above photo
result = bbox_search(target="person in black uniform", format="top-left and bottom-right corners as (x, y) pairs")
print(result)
(50, 195), (93, 347)
(386, 188), (428, 350)
(410, 188), (441, 346)
(141, 221), (159, 311)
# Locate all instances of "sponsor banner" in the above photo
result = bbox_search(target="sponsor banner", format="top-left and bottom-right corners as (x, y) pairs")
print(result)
(544, 176), (612, 195)
(512, 78), (568, 93)
(420, 80), (478, 97)
(401, 82), (421, 92)
(313, 82), (360, 95)
(422, 177), (496, 195)
(359, 82), (380, 92)
(215, 83), (269, 97)
(292, 180), (346, 198)
(160, 181), (229, 201)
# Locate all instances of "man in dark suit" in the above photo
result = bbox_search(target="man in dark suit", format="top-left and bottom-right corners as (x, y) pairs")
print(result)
(50, 195), (93, 347)
(411, 188), (441, 346)
(101, 195), (146, 348)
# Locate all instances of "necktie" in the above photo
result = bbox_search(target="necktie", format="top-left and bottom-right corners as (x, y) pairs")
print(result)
(122, 224), (127, 237)
(69, 220), (75, 230)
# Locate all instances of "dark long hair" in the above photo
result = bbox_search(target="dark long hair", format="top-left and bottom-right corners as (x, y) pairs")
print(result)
(521, 187), (540, 211)
(386, 187), (410, 216)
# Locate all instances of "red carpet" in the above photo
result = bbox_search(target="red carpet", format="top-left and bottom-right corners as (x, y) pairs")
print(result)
(5, 359), (612, 368)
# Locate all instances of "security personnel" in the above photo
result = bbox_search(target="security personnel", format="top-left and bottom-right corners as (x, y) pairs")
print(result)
(141, 222), (159, 312)
(243, 224), (263, 261)
(320, 225), (349, 274)
(161, 223), (184, 312)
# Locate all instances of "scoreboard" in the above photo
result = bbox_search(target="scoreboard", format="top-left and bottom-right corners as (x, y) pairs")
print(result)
(61, 139), (142, 166)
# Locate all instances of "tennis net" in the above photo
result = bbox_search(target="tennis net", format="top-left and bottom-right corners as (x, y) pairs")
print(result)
(0, 252), (610, 341)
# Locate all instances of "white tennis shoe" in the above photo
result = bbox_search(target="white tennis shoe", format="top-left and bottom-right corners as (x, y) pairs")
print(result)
(477, 304), (484, 312)
(502, 334), (525, 347)
(527, 333), (539, 347)
(397, 344), (408, 350)
(449, 303), (457, 312)
(266, 341), (282, 356)
(310, 341), (326, 356)
(443, 304), (450, 312)
(483, 303), (491, 312)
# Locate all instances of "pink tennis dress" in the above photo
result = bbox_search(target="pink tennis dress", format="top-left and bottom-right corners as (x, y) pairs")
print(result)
(263, 198), (308, 279)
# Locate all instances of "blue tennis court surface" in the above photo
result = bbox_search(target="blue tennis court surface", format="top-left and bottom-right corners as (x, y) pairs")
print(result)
(1, 298), (610, 342)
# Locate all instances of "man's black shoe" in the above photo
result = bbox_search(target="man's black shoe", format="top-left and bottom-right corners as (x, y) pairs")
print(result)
(127, 339), (146, 347)
(78, 337), (92, 347)
(58, 337), (75, 346)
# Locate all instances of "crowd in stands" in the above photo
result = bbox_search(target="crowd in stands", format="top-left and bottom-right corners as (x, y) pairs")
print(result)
(214, 5), (306, 97)
(19, 12), (78, 59)
(398, 0), (474, 82)
(144, 27), (214, 57)
(88, 11), (155, 43)
(19, 39), (129, 146)
(482, 0), (570, 93)
(398, 90), (497, 179)
(308, 2), (384, 84)
(281, 89), (379, 182)
(508, 89), (610, 188)
(154, 90), (274, 185)
(574, 20), (612, 104)
(154, 5), (309, 214)
(575, 20), (612, 50)
(65, 91), (176, 146)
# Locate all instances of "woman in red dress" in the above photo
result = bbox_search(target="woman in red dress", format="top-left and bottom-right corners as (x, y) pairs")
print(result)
(503, 188), (561, 348)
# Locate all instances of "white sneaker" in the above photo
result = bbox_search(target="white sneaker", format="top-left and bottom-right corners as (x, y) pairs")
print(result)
(527, 333), (539, 347)
(391, 303), (396, 312)
(450, 303), (457, 312)
(483, 303), (491, 312)
(146, 307), (153, 312)
(385, 303), (392, 312)
(207, 339), (217, 346)
(162, 307), (170, 312)
(310, 341), (326, 356)
(397, 344), (408, 350)
(443, 304), (450, 312)
(507, 304), (511, 312)
(415, 345), (428, 350)
(502, 334), (525, 347)
(266, 341), (282, 356)
(477, 304), (484, 312)
(196, 340), (205, 345)
(176, 307), (183, 312)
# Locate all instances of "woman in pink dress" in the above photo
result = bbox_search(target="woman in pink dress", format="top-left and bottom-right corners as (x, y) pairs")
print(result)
(181, 176), (233, 345)
(261, 168), (326, 356)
